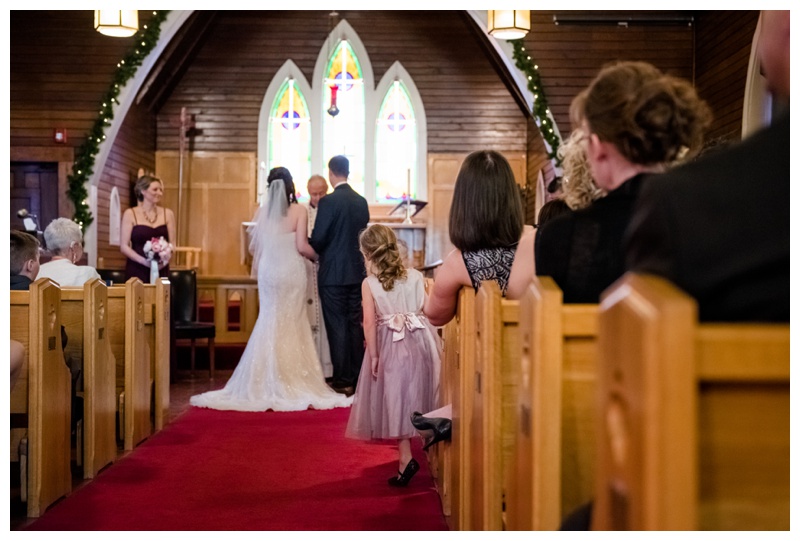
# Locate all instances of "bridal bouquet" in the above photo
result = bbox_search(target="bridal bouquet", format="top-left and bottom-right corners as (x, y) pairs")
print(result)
(143, 236), (173, 283)
(144, 236), (174, 265)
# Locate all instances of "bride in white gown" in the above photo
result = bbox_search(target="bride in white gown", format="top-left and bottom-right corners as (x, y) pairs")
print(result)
(191, 169), (353, 412)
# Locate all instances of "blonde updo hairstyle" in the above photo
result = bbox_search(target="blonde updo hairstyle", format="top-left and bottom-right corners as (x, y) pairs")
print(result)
(359, 224), (407, 292)
(558, 128), (606, 210)
(134, 175), (163, 203)
(571, 61), (712, 167)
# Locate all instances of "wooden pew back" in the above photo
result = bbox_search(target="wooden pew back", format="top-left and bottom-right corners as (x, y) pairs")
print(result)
(60, 280), (117, 478)
(107, 279), (152, 450)
(143, 278), (171, 430)
(469, 280), (519, 530)
(9, 278), (72, 517)
(593, 274), (790, 530)
(448, 287), (476, 531)
(506, 277), (599, 530)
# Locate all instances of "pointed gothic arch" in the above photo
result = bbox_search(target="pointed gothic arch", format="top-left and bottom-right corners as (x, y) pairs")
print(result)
(257, 60), (313, 201)
(373, 61), (428, 202)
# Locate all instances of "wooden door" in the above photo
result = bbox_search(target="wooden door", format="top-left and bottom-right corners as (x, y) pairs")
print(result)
(10, 162), (58, 233)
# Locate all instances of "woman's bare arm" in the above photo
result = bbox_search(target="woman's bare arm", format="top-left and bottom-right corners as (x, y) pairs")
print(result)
(423, 249), (471, 327)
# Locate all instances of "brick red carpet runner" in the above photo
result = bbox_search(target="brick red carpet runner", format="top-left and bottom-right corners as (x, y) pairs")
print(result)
(25, 407), (448, 530)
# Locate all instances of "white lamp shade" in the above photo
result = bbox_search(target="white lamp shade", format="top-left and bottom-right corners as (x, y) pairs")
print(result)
(488, 10), (531, 40)
(94, 10), (139, 38)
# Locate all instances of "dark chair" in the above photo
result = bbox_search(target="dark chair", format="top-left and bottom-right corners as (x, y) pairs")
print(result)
(97, 268), (126, 286)
(169, 269), (216, 378)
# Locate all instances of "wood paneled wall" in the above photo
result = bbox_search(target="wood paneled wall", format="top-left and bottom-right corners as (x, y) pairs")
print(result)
(156, 151), (256, 277)
(526, 118), (556, 224)
(521, 10), (757, 146)
(156, 11), (528, 155)
(694, 11), (760, 142)
(521, 11), (696, 143)
(95, 103), (157, 269)
(10, 10), (156, 150)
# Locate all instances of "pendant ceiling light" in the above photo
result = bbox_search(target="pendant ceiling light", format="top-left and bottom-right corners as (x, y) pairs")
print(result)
(94, 10), (139, 37)
(487, 10), (531, 40)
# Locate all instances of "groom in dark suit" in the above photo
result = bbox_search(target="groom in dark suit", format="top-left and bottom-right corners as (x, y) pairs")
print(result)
(310, 155), (370, 394)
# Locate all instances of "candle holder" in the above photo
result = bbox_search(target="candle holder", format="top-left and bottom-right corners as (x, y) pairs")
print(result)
(403, 197), (413, 224)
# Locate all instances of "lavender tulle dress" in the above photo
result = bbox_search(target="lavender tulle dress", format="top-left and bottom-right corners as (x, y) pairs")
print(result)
(346, 269), (441, 441)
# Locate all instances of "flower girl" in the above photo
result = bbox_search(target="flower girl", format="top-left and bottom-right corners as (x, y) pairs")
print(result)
(345, 224), (441, 486)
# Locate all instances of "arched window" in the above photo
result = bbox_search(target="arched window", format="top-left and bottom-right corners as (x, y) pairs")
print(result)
(375, 80), (417, 201)
(322, 39), (366, 196)
(259, 21), (426, 205)
(258, 60), (313, 201)
(268, 78), (311, 191)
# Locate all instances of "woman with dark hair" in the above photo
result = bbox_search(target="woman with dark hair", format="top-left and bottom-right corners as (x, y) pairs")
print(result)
(191, 166), (351, 412)
(536, 61), (711, 304)
(120, 174), (176, 282)
(424, 150), (535, 326)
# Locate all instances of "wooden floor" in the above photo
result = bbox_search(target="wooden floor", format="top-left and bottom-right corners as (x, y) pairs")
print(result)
(10, 370), (233, 530)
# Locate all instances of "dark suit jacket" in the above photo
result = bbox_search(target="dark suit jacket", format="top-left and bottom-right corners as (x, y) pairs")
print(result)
(10, 275), (33, 290)
(626, 112), (789, 322)
(309, 183), (370, 287)
(536, 174), (646, 304)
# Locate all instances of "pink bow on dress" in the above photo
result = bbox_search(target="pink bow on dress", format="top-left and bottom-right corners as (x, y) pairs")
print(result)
(380, 312), (426, 342)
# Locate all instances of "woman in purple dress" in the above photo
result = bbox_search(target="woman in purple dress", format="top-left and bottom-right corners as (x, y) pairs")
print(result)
(120, 175), (176, 282)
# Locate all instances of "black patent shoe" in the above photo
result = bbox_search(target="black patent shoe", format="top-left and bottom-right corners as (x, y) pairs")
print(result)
(388, 458), (420, 487)
(410, 412), (452, 451)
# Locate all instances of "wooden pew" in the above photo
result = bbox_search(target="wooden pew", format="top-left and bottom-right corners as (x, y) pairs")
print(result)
(444, 287), (477, 530)
(107, 278), (152, 451)
(505, 277), (599, 530)
(144, 277), (171, 430)
(427, 317), (453, 518)
(592, 273), (790, 530)
(60, 280), (117, 479)
(9, 278), (72, 517)
(469, 280), (519, 530)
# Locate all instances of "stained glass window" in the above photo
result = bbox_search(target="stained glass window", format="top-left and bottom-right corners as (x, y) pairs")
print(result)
(323, 40), (365, 196)
(268, 78), (311, 195)
(375, 80), (417, 201)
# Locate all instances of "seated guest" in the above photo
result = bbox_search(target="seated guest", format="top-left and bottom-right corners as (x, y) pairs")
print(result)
(424, 150), (535, 326)
(535, 61), (711, 304)
(627, 10), (789, 322)
(10, 229), (69, 348)
(536, 199), (572, 230)
(10, 230), (40, 290)
(37, 217), (101, 287)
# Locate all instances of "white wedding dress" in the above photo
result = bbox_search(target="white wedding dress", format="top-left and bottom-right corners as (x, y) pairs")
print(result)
(190, 180), (352, 412)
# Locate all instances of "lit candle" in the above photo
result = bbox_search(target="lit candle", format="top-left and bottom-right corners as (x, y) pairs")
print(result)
(407, 169), (411, 201)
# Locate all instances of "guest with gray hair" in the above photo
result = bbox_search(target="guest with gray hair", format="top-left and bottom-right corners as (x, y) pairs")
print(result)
(37, 217), (101, 287)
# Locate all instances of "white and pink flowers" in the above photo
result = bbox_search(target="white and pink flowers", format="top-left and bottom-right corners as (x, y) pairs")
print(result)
(144, 236), (174, 265)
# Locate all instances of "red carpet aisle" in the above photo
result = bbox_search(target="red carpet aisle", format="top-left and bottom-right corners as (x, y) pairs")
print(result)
(25, 407), (448, 531)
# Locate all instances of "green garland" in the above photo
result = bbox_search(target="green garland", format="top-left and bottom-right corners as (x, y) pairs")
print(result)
(67, 10), (171, 231)
(510, 39), (562, 166)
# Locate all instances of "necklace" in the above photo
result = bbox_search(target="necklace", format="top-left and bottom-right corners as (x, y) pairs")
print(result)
(142, 206), (157, 224)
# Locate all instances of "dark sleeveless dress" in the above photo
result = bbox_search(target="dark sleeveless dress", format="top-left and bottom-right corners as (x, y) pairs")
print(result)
(461, 244), (518, 296)
(125, 208), (170, 282)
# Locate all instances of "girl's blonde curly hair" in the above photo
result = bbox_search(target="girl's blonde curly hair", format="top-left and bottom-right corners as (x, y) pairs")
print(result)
(359, 224), (407, 292)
